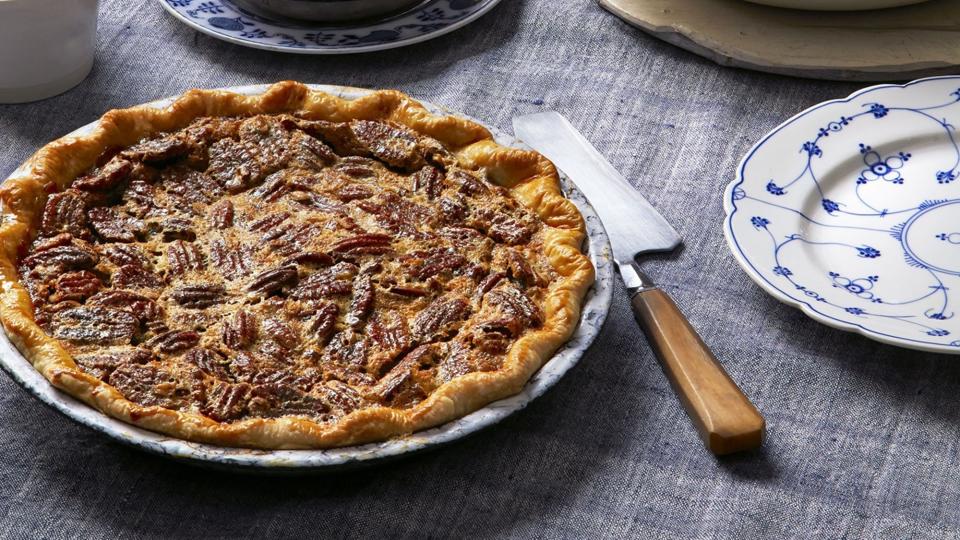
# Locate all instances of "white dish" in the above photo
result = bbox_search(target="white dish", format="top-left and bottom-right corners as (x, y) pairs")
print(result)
(725, 76), (960, 354)
(0, 84), (615, 471)
(743, 0), (931, 10)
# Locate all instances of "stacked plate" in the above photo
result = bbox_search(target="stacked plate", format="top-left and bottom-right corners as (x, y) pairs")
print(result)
(157, 0), (503, 54)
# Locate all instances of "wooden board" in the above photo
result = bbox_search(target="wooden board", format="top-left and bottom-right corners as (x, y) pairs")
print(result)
(599, 0), (960, 81)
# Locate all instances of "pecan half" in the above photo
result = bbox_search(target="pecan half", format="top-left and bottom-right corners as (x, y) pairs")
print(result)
(371, 345), (436, 407)
(103, 243), (149, 268)
(211, 200), (234, 228)
(22, 243), (98, 272)
(349, 120), (425, 171)
(388, 285), (431, 298)
(412, 296), (470, 343)
(329, 233), (392, 256)
(109, 364), (193, 409)
(160, 217), (196, 241)
(166, 240), (205, 275)
(487, 214), (536, 245)
(411, 165), (444, 199)
(333, 156), (378, 179)
(88, 289), (161, 324)
(51, 306), (137, 345)
(247, 381), (328, 419)
(483, 285), (543, 331)
(404, 248), (467, 281)
(223, 310), (258, 350)
(184, 347), (232, 380)
(304, 302), (338, 342)
(88, 207), (143, 243)
(50, 271), (101, 303)
(290, 262), (357, 300)
(40, 190), (89, 238)
(471, 323), (513, 354)
(123, 136), (190, 164)
(262, 318), (298, 351)
(336, 184), (373, 202)
(209, 237), (252, 280)
(368, 311), (412, 369)
(73, 158), (132, 192)
(286, 119), (368, 157)
(449, 170), (488, 195)
(247, 265), (298, 295)
(283, 251), (334, 267)
(163, 167), (224, 205)
(438, 196), (468, 223)
(30, 233), (74, 254)
(316, 381), (363, 415)
(202, 380), (252, 421)
(74, 347), (153, 380)
(266, 222), (319, 256)
(112, 264), (162, 289)
(357, 193), (432, 239)
(251, 171), (291, 202)
(145, 330), (201, 354)
(475, 272), (506, 301)
(495, 247), (537, 285)
(248, 212), (289, 234)
(207, 138), (263, 194)
(345, 274), (373, 326)
(122, 179), (156, 217)
(286, 130), (337, 170)
(170, 284), (225, 309)
(324, 330), (368, 368)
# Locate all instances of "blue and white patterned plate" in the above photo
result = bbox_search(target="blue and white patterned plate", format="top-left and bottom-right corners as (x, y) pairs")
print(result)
(0, 85), (614, 471)
(156, 0), (502, 54)
(725, 76), (960, 354)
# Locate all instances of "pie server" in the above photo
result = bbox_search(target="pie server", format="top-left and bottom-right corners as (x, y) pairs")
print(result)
(513, 112), (765, 455)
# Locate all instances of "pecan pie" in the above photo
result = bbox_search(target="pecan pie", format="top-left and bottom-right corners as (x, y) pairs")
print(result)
(0, 82), (594, 448)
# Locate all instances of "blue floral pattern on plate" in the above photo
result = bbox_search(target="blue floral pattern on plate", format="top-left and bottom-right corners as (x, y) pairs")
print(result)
(157, 0), (502, 54)
(725, 76), (960, 354)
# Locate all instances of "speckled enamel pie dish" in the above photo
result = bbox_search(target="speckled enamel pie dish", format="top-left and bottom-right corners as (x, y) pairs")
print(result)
(725, 76), (960, 354)
(0, 83), (613, 470)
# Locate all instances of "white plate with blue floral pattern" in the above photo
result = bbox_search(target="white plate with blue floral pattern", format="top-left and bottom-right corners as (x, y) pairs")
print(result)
(156, 0), (502, 54)
(725, 76), (960, 354)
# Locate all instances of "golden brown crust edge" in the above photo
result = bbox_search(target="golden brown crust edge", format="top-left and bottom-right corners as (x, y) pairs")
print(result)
(0, 81), (595, 449)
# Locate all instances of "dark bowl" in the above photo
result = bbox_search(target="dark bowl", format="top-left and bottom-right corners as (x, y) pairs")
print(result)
(233, 0), (424, 22)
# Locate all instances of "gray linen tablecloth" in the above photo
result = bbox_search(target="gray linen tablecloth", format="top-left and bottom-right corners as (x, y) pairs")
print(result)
(1, 1), (958, 538)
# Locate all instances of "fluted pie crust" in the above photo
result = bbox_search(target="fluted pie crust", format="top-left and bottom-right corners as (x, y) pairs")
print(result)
(0, 82), (594, 449)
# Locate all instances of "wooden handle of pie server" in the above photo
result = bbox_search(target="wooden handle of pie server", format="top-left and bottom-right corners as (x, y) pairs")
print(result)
(631, 288), (765, 455)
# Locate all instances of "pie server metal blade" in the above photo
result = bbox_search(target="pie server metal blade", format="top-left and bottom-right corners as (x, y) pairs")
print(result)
(512, 111), (680, 263)
(513, 111), (765, 456)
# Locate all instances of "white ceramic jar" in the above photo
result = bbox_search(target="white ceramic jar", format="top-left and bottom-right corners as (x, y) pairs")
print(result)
(0, 0), (99, 103)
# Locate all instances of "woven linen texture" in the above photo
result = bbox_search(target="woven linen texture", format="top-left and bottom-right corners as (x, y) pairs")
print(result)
(0, 1), (957, 537)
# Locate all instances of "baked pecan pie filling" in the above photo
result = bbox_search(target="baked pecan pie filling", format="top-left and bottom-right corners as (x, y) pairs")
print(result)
(18, 114), (558, 424)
